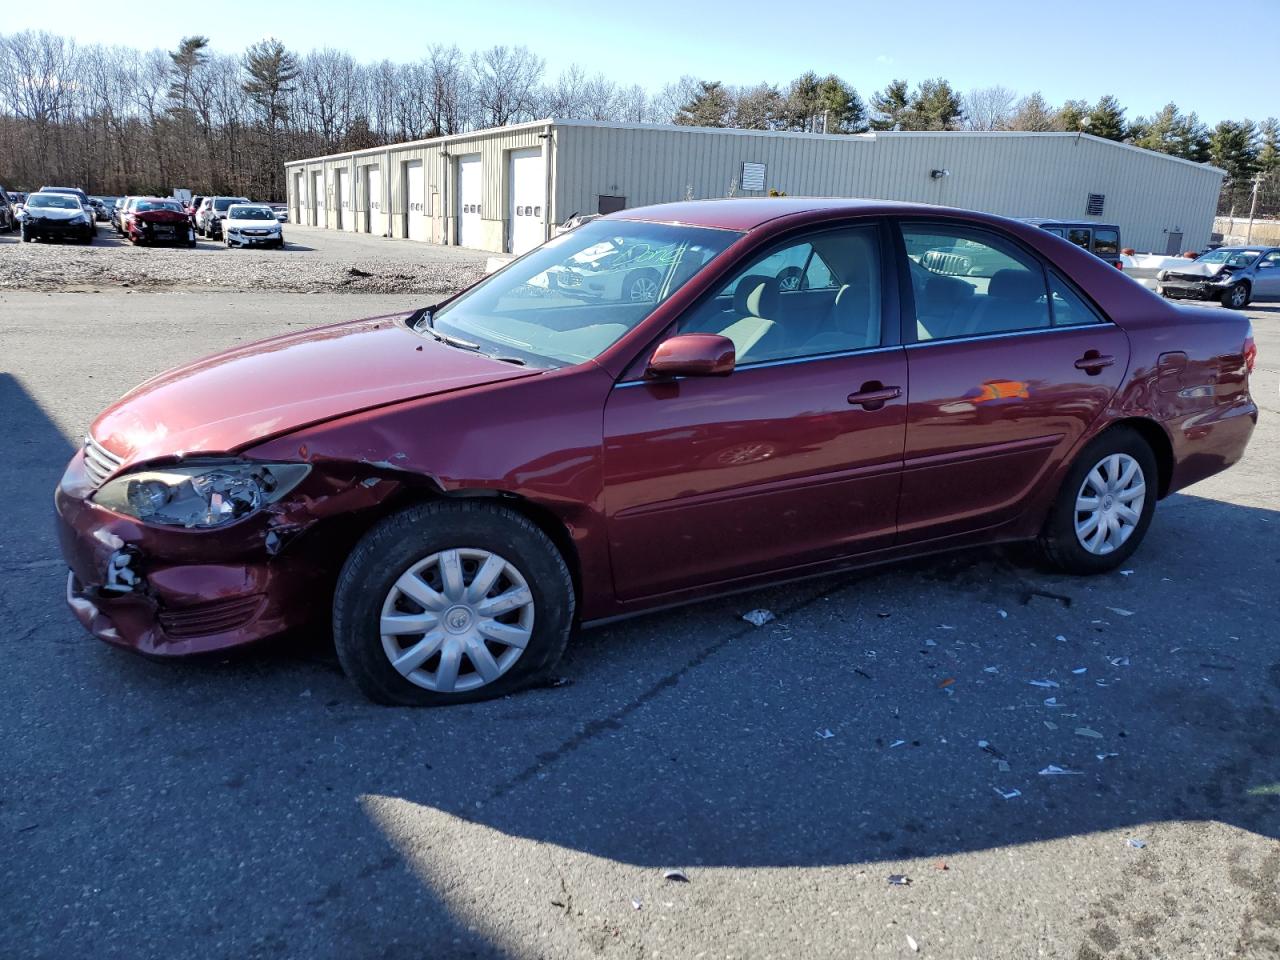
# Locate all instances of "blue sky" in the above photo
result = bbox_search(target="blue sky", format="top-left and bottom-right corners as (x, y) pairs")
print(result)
(14, 0), (1275, 124)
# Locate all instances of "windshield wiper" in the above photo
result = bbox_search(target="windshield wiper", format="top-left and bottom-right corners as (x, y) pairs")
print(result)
(486, 354), (526, 366)
(406, 306), (481, 351)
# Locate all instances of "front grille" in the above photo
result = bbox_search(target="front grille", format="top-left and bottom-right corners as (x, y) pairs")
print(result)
(158, 595), (265, 639)
(922, 251), (971, 276)
(83, 436), (124, 488)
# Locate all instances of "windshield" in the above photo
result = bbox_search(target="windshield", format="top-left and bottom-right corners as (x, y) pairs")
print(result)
(430, 220), (740, 367)
(229, 205), (274, 220)
(214, 197), (247, 211)
(136, 200), (183, 212)
(28, 194), (80, 209)
(1197, 249), (1262, 268)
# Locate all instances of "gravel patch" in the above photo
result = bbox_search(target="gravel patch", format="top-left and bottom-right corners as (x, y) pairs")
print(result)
(0, 224), (488, 295)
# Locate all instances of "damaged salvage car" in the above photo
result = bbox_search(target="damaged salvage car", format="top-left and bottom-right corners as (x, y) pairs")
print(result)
(1157, 246), (1280, 309)
(56, 199), (1259, 705)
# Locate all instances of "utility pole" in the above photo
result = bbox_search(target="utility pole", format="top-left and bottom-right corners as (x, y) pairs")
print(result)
(1246, 172), (1265, 243)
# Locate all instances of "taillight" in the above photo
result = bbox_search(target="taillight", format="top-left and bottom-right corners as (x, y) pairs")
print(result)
(1114, 261), (1124, 270)
(1244, 329), (1257, 375)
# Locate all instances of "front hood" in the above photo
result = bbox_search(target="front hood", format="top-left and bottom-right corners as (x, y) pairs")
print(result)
(135, 211), (190, 224)
(1168, 262), (1225, 279)
(91, 313), (538, 467)
(28, 209), (83, 221)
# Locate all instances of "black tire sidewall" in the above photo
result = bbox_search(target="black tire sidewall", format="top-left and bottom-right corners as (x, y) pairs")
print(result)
(1040, 427), (1159, 574)
(1224, 283), (1250, 309)
(333, 502), (574, 706)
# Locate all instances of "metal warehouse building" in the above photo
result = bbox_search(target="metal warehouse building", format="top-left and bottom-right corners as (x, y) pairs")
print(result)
(285, 120), (1225, 256)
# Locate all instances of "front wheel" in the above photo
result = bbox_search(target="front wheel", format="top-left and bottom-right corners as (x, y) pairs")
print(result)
(1223, 282), (1251, 309)
(1036, 427), (1158, 574)
(20, 227), (31, 242)
(333, 501), (575, 706)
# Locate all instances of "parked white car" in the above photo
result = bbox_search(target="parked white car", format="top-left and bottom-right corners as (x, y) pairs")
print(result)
(223, 204), (285, 249)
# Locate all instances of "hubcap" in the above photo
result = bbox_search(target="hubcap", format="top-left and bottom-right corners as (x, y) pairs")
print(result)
(778, 273), (801, 291)
(379, 548), (535, 693)
(629, 276), (659, 302)
(1074, 453), (1146, 555)
(1232, 286), (1247, 306)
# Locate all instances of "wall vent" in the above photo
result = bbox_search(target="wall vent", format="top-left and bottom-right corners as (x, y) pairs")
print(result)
(1086, 193), (1105, 216)
(741, 162), (767, 192)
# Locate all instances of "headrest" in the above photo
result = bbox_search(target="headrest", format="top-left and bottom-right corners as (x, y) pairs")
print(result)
(733, 274), (779, 317)
(988, 268), (1044, 301)
(925, 273), (973, 305)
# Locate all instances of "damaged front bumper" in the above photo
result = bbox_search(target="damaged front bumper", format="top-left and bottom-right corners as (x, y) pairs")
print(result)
(54, 447), (397, 657)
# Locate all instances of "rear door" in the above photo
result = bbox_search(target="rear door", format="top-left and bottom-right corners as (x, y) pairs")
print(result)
(896, 220), (1129, 542)
(602, 222), (907, 600)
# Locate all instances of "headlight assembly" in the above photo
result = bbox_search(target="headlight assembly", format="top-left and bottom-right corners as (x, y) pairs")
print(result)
(93, 461), (310, 529)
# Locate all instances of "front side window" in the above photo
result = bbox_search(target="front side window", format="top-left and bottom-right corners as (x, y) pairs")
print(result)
(430, 219), (739, 367)
(902, 224), (1050, 341)
(678, 225), (882, 365)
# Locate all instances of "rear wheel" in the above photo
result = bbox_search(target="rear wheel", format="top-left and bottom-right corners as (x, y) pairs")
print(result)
(1223, 282), (1251, 309)
(333, 501), (574, 706)
(1036, 427), (1157, 574)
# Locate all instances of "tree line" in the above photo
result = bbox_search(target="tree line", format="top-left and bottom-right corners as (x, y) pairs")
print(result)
(1, 30), (1276, 215)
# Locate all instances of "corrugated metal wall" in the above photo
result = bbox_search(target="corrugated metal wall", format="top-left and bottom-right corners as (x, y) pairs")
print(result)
(288, 123), (1224, 254)
(285, 124), (551, 249)
(552, 125), (1224, 253)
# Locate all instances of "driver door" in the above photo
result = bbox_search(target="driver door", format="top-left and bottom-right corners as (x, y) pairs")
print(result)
(601, 222), (908, 601)
(1254, 251), (1280, 300)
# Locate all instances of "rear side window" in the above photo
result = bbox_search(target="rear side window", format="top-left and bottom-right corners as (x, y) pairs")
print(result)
(1065, 227), (1092, 251)
(1048, 271), (1104, 327)
(901, 224), (1050, 341)
(1093, 229), (1119, 257)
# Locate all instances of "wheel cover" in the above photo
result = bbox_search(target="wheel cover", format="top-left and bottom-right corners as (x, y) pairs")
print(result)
(1074, 453), (1146, 555)
(778, 273), (802, 291)
(629, 276), (659, 302)
(379, 548), (535, 693)
(1231, 285), (1247, 307)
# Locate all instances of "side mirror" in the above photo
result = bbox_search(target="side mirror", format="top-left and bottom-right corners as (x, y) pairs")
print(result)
(1259, 260), (1275, 269)
(646, 334), (736, 379)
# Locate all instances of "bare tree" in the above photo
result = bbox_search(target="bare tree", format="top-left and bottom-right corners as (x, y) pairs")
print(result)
(470, 45), (543, 127)
(963, 85), (1016, 131)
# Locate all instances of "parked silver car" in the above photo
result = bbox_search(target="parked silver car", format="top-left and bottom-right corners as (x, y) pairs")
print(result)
(195, 195), (250, 239)
(1158, 246), (1280, 309)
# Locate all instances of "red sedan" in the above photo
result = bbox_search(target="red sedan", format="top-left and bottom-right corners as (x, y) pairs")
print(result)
(122, 198), (196, 247)
(55, 199), (1258, 705)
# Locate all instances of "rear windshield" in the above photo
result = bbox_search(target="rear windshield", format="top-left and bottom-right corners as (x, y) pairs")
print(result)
(228, 205), (274, 220)
(214, 197), (248, 211)
(28, 194), (80, 209)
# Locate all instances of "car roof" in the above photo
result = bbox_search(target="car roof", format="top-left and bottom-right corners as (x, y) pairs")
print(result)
(605, 197), (1087, 232)
(1018, 218), (1120, 229)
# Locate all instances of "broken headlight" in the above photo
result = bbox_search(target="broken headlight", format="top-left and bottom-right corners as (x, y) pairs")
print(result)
(93, 461), (310, 529)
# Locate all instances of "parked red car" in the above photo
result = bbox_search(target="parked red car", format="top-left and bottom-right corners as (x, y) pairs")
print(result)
(55, 199), (1258, 705)
(122, 198), (196, 247)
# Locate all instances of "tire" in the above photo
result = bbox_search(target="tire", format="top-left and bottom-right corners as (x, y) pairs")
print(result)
(1223, 282), (1251, 309)
(333, 500), (575, 706)
(1036, 426), (1158, 575)
(20, 227), (31, 243)
(623, 270), (661, 303)
(776, 266), (807, 292)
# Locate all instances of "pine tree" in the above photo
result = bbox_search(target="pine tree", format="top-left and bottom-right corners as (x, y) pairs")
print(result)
(1086, 95), (1126, 141)
(674, 80), (733, 127)
(1258, 118), (1279, 174)
(817, 75), (866, 133)
(168, 36), (209, 114)
(1008, 92), (1057, 132)
(1057, 99), (1090, 132)
(870, 79), (911, 130)
(905, 78), (964, 131)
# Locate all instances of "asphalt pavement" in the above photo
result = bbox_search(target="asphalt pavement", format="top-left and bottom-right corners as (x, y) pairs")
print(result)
(2, 289), (1278, 959)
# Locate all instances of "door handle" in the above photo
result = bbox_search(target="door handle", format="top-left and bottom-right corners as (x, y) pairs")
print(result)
(847, 383), (902, 409)
(1074, 352), (1115, 375)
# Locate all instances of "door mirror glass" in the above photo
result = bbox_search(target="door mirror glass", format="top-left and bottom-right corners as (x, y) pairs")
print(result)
(646, 334), (736, 378)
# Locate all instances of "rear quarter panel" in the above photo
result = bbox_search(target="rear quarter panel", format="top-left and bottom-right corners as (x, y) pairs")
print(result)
(1108, 303), (1257, 494)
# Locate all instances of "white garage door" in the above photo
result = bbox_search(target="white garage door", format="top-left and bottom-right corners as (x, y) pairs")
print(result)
(312, 171), (325, 228)
(405, 160), (427, 242)
(457, 154), (482, 249)
(334, 168), (349, 231)
(367, 167), (384, 236)
(293, 171), (305, 224)
(508, 147), (545, 256)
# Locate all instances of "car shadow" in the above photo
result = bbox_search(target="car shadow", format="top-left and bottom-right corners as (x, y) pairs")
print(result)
(4, 364), (1277, 955)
